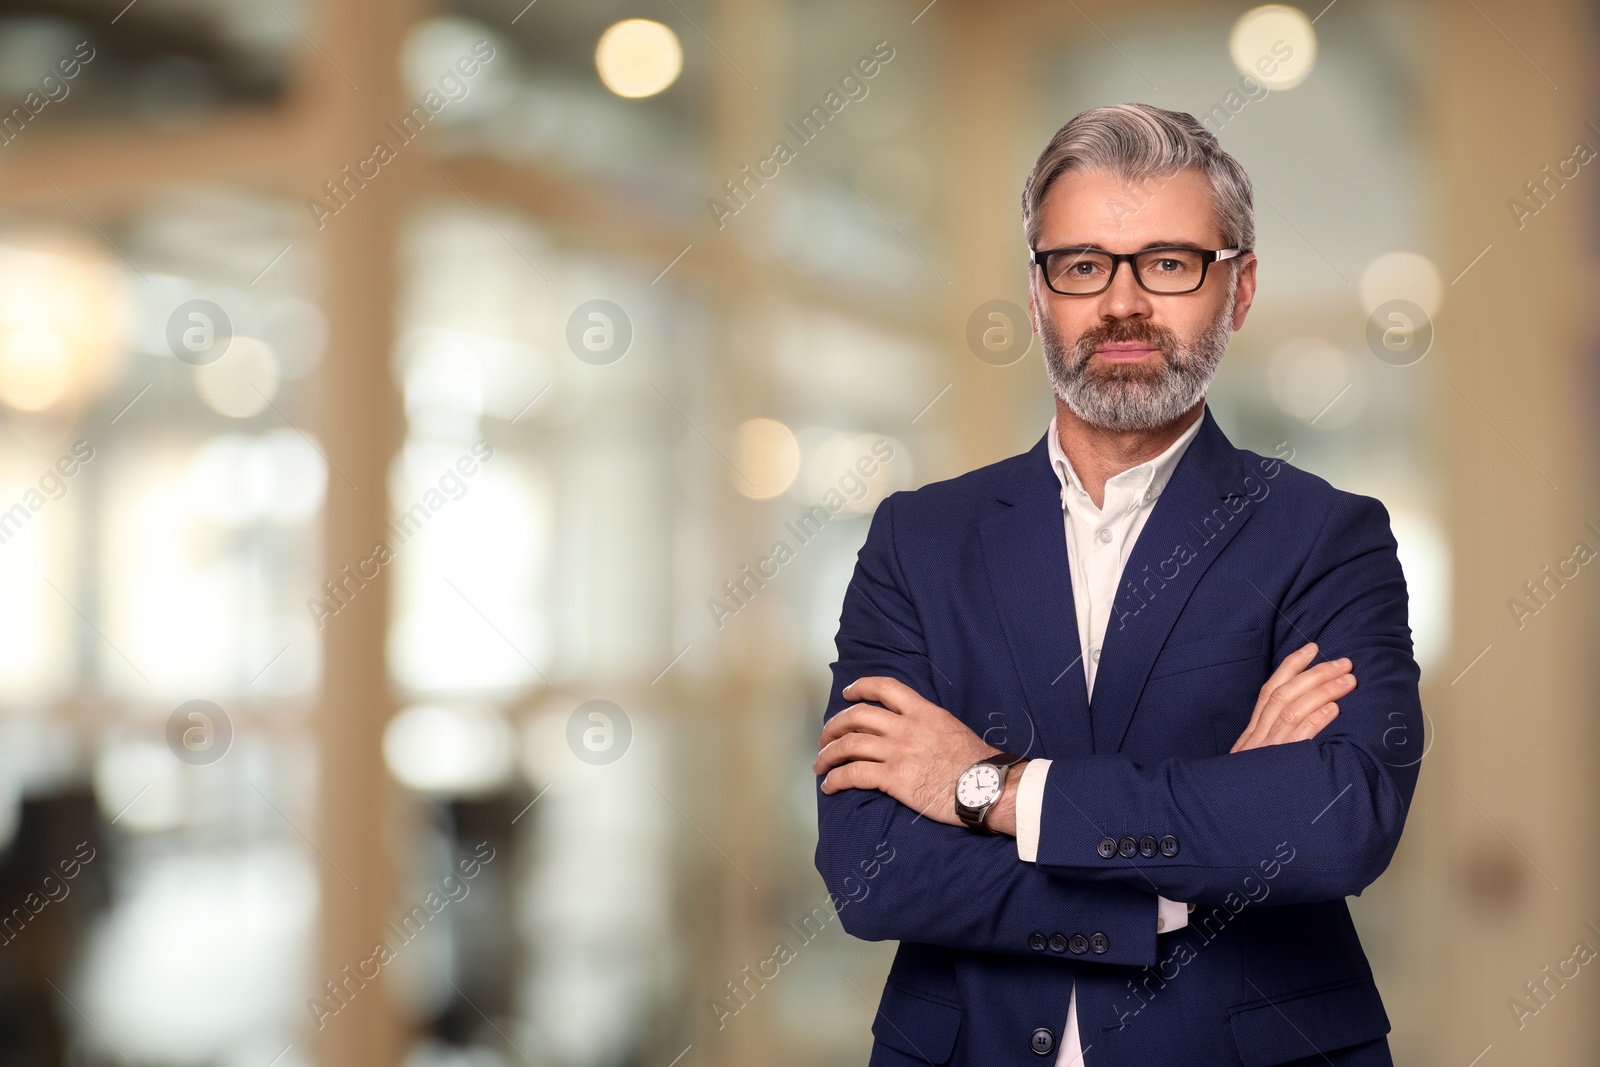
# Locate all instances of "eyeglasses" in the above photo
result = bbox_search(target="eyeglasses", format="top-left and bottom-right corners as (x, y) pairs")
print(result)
(1029, 244), (1248, 296)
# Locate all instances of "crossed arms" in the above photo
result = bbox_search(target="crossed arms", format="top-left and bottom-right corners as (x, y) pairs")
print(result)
(812, 490), (1423, 969)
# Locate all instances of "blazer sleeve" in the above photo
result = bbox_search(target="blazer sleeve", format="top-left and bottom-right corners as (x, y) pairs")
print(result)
(814, 491), (1163, 967)
(1031, 492), (1424, 905)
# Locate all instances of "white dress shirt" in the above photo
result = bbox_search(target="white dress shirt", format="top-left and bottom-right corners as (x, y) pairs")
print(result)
(1013, 408), (1203, 1065)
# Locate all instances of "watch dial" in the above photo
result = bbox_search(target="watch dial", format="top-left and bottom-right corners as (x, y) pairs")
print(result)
(957, 764), (1002, 807)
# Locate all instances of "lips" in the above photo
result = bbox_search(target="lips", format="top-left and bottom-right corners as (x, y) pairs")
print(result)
(1096, 343), (1159, 361)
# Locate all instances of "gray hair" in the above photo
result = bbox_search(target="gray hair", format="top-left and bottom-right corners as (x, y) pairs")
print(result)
(1020, 103), (1254, 256)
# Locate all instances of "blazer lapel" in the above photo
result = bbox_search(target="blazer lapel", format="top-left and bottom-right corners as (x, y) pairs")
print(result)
(978, 434), (1093, 760)
(1088, 405), (1261, 753)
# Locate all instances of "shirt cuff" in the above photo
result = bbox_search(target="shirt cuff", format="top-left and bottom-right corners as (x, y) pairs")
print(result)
(1014, 758), (1050, 863)
(1157, 895), (1189, 934)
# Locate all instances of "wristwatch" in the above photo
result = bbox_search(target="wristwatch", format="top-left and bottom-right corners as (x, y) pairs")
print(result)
(954, 750), (1025, 833)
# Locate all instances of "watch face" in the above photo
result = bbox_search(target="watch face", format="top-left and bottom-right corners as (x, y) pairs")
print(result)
(957, 763), (1003, 808)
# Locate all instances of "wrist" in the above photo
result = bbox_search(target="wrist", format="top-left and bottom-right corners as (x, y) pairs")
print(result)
(983, 760), (1028, 837)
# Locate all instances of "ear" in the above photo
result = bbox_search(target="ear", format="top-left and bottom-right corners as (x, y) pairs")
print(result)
(1230, 254), (1258, 330)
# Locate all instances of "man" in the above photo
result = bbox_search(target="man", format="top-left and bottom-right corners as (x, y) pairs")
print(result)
(812, 103), (1421, 1066)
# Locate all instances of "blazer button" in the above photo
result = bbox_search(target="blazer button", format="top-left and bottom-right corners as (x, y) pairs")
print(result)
(1030, 1027), (1056, 1055)
(1138, 835), (1158, 858)
(1097, 836), (1118, 859)
(1159, 834), (1180, 857)
(1118, 836), (1138, 858)
(1028, 932), (1047, 952)
(1090, 932), (1110, 954)
(1048, 933), (1069, 953)
(1068, 933), (1089, 955)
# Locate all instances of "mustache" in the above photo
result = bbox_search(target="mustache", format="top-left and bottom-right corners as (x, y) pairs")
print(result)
(1069, 318), (1180, 367)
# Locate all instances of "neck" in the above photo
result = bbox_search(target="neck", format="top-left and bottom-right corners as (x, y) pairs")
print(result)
(1053, 396), (1204, 509)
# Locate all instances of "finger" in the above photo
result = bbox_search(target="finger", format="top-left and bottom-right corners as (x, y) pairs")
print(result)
(841, 676), (928, 715)
(819, 704), (899, 747)
(1263, 674), (1355, 744)
(1263, 642), (1320, 697)
(1241, 643), (1320, 743)
(1239, 659), (1352, 752)
(812, 730), (891, 775)
(1265, 656), (1353, 713)
(1255, 659), (1352, 737)
(820, 759), (881, 795)
(1283, 703), (1339, 744)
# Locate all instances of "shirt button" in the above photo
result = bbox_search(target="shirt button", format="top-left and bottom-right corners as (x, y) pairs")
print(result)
(1091, 648), (1101, 662)
(1096, 528), (1112, 543)
(1156, 916), (1166, 931)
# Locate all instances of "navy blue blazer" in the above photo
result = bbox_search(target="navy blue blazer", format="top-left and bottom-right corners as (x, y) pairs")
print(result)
(815, 404), (1422, 1066)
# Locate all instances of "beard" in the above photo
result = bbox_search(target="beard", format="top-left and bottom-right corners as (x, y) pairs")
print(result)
(1041, 286), (1235, 433)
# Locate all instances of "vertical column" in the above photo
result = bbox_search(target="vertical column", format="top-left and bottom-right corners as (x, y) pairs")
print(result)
(1435, 0), (1599, 1062)
(701, 0), (785, 1064)
(933, 5), (1035, 477)
(308, 0), (417, 1064)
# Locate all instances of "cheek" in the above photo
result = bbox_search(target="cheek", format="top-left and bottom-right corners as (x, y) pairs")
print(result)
(1165, 298), (1230, 343)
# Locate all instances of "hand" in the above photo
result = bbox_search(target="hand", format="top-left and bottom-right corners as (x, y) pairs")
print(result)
(813, 676), (999, 828)
(1229, 642), (1356, 753)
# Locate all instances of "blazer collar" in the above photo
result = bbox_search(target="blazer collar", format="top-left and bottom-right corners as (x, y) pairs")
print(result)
(999, 404), (1248, 509)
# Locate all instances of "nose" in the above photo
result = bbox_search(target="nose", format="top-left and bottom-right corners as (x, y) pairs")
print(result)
(1098, 258), (1152, 319)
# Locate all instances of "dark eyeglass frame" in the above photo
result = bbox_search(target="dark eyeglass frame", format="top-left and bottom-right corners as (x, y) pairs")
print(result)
(1028, 244), (1250, 296)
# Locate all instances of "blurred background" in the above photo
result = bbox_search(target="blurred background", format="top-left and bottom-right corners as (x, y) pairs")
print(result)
(0, 0), (1593, 1064)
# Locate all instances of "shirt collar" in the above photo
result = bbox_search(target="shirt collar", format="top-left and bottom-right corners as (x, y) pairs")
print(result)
(1046, 406), (1205, 507)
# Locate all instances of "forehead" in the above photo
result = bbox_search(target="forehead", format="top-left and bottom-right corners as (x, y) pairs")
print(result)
(1036, 166), (1223, 249)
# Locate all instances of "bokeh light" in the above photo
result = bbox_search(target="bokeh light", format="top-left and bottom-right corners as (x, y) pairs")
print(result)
(1359, 251), (1444, 317)
(1229, 5), (1318, 90)
(595, 19), (683, 98)
(194, 336), (280, 418)
(1266, 337), (1368, 427)
(384, 704), (517, 794)
(0, 241), (122, 412)
(732, 417), (801, 499)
